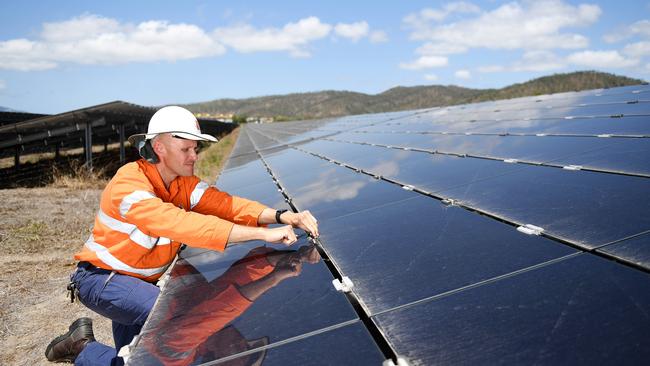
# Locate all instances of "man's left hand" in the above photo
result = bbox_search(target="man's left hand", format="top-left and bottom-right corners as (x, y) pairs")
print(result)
(281, 210), (319, 237)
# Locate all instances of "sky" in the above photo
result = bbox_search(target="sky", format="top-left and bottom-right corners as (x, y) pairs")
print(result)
(1, 0), (649, 113)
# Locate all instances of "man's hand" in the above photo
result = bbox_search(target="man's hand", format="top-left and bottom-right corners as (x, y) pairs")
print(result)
(273, 254), (303, 280)
(263, 225), (298, 246)
(298, 245), (321, 264)
(280, 210), (319, 237)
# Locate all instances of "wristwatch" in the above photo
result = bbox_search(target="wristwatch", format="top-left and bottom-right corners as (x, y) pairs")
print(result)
(275, 209), (288, 224)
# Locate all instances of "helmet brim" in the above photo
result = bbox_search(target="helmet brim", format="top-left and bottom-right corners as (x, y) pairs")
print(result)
(127, 131), (218, 146)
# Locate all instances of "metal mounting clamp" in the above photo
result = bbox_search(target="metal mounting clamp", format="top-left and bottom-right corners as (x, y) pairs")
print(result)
(517, 224), (545, 235)
(383, 356), (411, 366)
(562, 165), (583, 171)
(332, 276), (354, 293)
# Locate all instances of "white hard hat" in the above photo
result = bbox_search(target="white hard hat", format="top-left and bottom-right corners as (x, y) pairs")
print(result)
(128, 106), (218, 145)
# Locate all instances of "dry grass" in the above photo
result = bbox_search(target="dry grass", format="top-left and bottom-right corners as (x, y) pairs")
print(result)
(49, 160), (109, 190)
(196, 127), (240, 183)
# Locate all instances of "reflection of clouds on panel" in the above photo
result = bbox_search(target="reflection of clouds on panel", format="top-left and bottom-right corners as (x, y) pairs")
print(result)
(293, 168), (367, 207)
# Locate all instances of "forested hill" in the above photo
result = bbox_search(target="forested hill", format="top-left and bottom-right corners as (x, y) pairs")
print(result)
(184, 71), (645, 120)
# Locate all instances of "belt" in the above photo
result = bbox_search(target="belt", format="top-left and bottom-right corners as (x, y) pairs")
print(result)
(68, 262), (116, 303)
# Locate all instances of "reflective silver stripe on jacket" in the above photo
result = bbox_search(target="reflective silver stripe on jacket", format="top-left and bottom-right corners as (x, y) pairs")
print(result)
(84, 235), (168, 277)
(97, 209), (171, 249)
(119, 190), (156, 218)
(190, 181), (209, 209)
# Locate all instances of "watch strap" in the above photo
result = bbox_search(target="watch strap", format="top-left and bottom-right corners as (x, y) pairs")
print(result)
(275, 209), (288, 224)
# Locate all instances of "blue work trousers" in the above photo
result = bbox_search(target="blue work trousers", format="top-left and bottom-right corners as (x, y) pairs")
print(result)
(70, 262), (160, 366)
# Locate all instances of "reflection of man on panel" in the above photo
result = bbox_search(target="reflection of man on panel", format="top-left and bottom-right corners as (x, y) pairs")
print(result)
(141, 245), (320, 365)
(45, 106), (319, 366)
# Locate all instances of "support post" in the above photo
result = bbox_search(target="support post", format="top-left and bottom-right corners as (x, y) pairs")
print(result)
(14, 146), (20, 168)
(119, 122), (126, 164)
(84, 120), (93, 170)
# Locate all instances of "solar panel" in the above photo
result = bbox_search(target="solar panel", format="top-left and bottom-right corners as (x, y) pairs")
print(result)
(198, 322), (385, 366)
(127, 85), (650, 365)
(372, 253), (650, 364)
(438, 165), (650, 248)
(598, 232), (650, 268)
(127, 237), (364, 365)
(317, 193), (575, 314)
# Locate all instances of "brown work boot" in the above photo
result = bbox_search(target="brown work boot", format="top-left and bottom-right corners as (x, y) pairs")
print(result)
(45, 318), (95, 363)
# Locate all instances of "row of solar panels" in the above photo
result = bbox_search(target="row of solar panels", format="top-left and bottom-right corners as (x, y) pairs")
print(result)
(0, 101), (235, 160)
(128, 85), (650, 365)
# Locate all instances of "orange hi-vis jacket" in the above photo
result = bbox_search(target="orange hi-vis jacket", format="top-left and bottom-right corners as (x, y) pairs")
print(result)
(75, 159), (268, 282)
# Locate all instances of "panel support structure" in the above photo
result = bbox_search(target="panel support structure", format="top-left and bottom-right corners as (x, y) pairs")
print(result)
(84, 120), (93, 170)
(14, 146), (20, 168)
(119, 122), (126, 164)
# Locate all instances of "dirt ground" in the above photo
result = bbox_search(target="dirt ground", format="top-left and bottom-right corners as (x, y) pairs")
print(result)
(0, 187), (114, 365)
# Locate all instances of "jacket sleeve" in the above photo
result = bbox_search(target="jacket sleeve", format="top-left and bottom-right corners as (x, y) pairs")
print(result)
(190, 183), (268, 227)
(110, 176), (236, 252)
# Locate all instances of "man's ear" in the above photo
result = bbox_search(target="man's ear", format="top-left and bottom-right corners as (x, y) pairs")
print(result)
(152, 139), (165, 156)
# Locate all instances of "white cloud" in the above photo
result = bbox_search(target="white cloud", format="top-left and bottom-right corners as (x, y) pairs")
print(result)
(567, 50), (639, 68)
(0, 39), (57, 71)
(0, 79), (5, 90)
(1, 14), (380, 70)
(399, 55), (448, 70)
(455, 69), (471, 79)
(404, 2), (481, 27)
(424, 73), (438, 81)
(623, 41), (650, 58)
(404, 1), (600, 50)
(214, 16), (331, 57)
(604, 20), (650, 43)
(41, 13), (122, 42)
(334, 21), (369, 42)
(369, 30), (389, 43)
(0, 14), (225, 71)
(416, 42), (467, 55)
(512, 50), (566, 71)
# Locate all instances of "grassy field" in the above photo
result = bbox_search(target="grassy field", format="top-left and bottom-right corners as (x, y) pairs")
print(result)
(0, 129), (239, 365)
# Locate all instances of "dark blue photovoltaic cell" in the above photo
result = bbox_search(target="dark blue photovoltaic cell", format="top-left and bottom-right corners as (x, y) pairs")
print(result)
(373, 254), (650, 365)
(216, 159), (275, 191)
(271, 162), (415, 221)
(468, 116), (650, 135)
(598, 232), (650, 268)
(395, 99), (650, 123)
(335, 132), (611, 161)
(317, 193), (575, 314)
(479, 101), (650, 121)
(548, 138), (650, 175)
(301, 140), (525, 193)
(329, 133), (650, 175)
(222, 151), (259, 170)
(227, 129), (256, 157)
(128, 237), (361, 365)
(204, 322), (385, 366)
(224, 180), (289, 210)
(357, 115), (650, 137)
(247, 129), (285, 150)
(260, 147), (331, 179)
(438, 165), (650, 248)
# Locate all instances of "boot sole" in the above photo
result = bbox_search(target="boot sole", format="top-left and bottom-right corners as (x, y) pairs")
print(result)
(45, 318), (94, 362)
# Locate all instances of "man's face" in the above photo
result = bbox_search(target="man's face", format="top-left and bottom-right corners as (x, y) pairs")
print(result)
(155, 134), (199, 177)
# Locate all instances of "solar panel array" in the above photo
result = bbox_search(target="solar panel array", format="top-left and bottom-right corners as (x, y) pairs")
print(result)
(128, 85), (650, 365)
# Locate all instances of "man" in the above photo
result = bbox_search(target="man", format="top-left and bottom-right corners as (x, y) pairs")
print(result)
(45, 106), (319, 365)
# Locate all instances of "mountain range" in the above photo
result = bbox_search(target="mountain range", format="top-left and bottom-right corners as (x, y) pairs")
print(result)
(184, 71), (645, 121)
